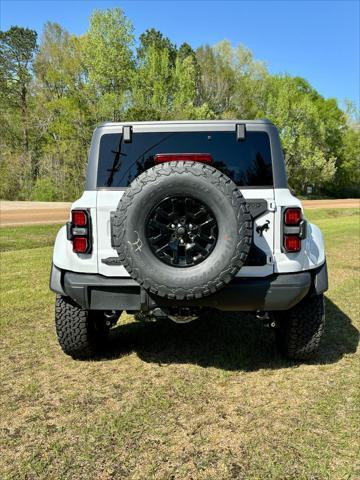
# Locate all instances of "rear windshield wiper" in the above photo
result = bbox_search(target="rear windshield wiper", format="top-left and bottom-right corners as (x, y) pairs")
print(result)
(106, 135), (127, 187)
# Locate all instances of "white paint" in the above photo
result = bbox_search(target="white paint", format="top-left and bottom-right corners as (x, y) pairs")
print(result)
(52, 187), (325, 278)
(97, 190), (128, 276)
(272, 188), (325, 273)
(52, 191), (98, 273)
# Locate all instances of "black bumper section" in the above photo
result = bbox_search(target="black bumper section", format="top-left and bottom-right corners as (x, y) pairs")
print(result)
(51, 262), (328, 312)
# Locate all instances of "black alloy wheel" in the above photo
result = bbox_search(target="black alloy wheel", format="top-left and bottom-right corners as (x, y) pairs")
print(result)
(146, 196), (218, 267)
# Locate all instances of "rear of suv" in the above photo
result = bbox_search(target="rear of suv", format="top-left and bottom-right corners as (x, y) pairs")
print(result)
(50, 120), (328, 360)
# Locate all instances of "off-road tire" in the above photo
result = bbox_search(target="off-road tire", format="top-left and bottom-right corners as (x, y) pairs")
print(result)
(274, 294), (325, 361)
(113, 161), (252, 300)
(55, 295), (110, 359)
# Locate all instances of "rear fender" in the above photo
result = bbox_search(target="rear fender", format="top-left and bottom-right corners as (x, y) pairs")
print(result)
(273, 189), (326, 273)
(306, 222), (326, 267)
(52, 191), (98, 274)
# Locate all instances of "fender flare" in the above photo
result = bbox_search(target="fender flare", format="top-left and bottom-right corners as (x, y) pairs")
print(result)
(313, 260), (328, 295)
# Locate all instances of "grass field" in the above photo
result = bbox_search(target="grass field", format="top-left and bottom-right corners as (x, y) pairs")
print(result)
(0, 208), (359, 480)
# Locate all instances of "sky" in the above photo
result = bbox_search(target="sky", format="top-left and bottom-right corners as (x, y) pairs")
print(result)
(1, 0), (359, 108)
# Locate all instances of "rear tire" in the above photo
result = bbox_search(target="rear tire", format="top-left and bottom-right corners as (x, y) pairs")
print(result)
(274, 294), (325, 361)
(55, 295), (114, 359)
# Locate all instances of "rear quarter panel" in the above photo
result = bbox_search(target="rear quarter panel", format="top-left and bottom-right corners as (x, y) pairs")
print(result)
(273, 188), (325, 272)
(52, 191), (98, 273)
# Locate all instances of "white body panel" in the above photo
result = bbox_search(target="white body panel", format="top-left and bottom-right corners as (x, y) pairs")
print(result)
(52, 188), (325, 276)
(273, 189), (325, 272)
(53, 191), (98, 273)
(96, 190), (128, 276)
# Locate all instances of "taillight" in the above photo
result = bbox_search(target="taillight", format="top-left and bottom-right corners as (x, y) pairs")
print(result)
(284, 208), (301, 226)
(154, 153), (212, 164)
(71, 210), (87, 226)
(284, 235), (301, 252)
(283, 207), (306, 253)
(67, 209), (92, 254)
(72, 237), (88, 253)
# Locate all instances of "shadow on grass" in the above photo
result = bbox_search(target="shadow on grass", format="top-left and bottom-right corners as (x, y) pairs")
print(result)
(100, 297), (359, 371)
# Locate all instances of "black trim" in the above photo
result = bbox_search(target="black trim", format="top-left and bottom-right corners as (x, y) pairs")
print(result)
(244, 242), (267, 266)
(110, 211), (116, 248)
(299, 220), (307, 239)
(61, 270), (312, 312)
(49, 263), (66, 295)
(281, 206), (307, 253)
(66, 209), (93, 254)
(312, 261), (328, 295)
(246, 199), (268, 219)
(102, 257), (121, 266)
(102, 242), (268, 267)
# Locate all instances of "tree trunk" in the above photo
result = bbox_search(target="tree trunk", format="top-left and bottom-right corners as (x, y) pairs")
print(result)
(21, 85), (29, 153)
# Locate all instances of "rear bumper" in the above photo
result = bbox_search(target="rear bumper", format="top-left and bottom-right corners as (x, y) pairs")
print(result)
(50, 262), (328, 312)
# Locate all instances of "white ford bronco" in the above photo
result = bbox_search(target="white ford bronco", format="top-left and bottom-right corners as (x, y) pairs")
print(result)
(50, 120), (328, 360)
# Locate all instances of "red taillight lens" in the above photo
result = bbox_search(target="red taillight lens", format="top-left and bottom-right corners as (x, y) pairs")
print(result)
(72, 210), (87, 226)
(284, 208), (302, 226)
(72, 236), (88, 253)
(68, 209), (91, 253)
(284, 235), (301, 252)
(154, 153), (213, 164)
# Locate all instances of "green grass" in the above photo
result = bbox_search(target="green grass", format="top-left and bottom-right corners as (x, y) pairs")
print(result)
(0, 223), (63, 252)
(0, 209), (359, 480)
(305, 207), (359, 222)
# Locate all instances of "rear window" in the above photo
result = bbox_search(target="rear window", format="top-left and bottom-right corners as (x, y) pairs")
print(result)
(97, 131), (273, 188)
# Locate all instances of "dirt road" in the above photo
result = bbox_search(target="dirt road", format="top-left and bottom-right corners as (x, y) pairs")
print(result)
(1, 199), (359, 227)
(302, 198), (360, 209)
(0, 201), (72, 227)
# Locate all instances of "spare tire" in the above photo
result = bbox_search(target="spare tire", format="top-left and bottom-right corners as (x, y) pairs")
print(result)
(112, 161), (252, 300)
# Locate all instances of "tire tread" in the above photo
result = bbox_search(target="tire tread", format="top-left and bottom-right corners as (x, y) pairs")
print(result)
(55, 295), (96, 359)
(275, 294), (325, 360)
(112, 161), (252, 300)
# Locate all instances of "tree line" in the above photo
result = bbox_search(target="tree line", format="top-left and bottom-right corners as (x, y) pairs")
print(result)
(0, 8), (359, 201)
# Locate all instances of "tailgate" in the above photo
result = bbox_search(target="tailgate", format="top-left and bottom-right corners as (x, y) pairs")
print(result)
(97, 189), (275, 278)
(97, 190), (130, 277)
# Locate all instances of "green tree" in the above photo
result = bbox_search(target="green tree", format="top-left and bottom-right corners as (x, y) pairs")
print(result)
(0, 26), (37, 198)
(33, 22), (91, 200)
(196, 41), (268, 119)
(131, 45), (173, 118)
(173, 54), (214, 119)
(260, 76), (338, 192)
(137, 28), (177, 66)
(0, 11), (358, 201)
(0, 26), (37, 150)
(196, 42), (236, 114)
(83, 8), (134, 121)
(34, 22), (85, 99)
(327, 124), (360, 197)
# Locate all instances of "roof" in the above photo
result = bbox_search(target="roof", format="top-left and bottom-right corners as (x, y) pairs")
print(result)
(97, 119), (273, 129)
